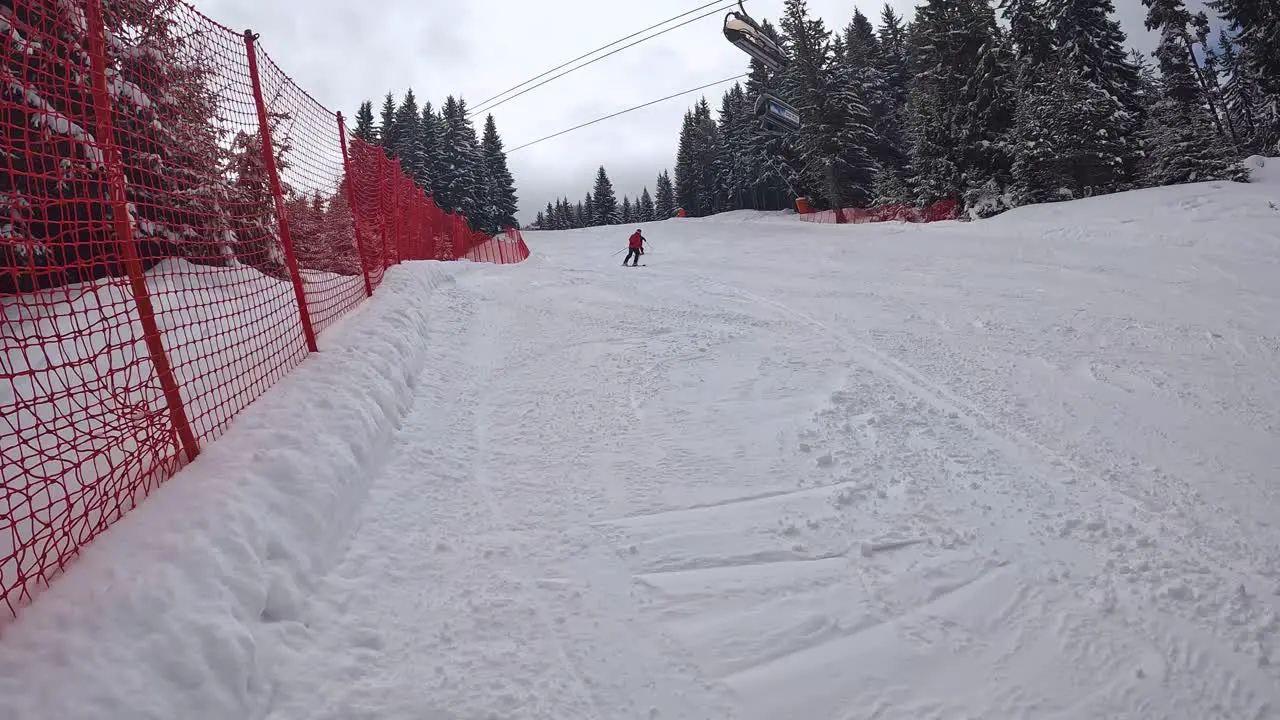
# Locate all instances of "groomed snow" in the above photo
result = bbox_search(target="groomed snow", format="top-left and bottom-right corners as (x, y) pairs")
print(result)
(2, 165), (1279, 719)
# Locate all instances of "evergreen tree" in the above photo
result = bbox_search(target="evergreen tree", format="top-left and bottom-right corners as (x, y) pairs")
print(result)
(1140, 0), (1246, 185)
(1011, 63), (1136, 202)
(584, 192), (596, 227)
(621, 195), (634, 224)
(693, 98), (723, 215)
(674, 110), (698, 214)
(592, 167), (619, 224)
(437, 96), (483, 223)
(573, 200), (586, 228)
(906, 0), (1016, 207)
(535, 210), (546, 229)
(378, 92), (398, 152)
(1049, 0), (1144, 183)
(1130, 49), (1164, 112)
(1207, 0), (1280, 150)
(639, 187), (656, 221)
(1216, 30), (1264, 151)
(543, 202), (555, 230)
(563, 198), (576, 230)
(781, 0), (878, 208)
(1143, 0), (1228, 139)
(353, 100), (377, 144)
(417, 103), (442, 194)
(655, 170), (676, 218)
(715, 85), (755, 210)
(846, 9), (906, 183)
(481, 114), (519, 232)
(391, 89), (427, 188)
(1001, 0), (1056, 68)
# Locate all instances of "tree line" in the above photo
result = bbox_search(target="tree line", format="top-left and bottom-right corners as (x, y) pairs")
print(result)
(535, 0), (1276, 227)
(349, 91), (520, 236)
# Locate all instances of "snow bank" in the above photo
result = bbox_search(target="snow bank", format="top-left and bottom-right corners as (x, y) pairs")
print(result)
(2, 259), (365, 605)
(1243, 155), (1279, 186)
(0, 262), (453, 720)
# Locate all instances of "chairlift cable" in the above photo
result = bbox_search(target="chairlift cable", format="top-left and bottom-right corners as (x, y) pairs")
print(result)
(468, 1), (740, 117)
(470, 0), (735, 112)
(505, 73), (748, 154)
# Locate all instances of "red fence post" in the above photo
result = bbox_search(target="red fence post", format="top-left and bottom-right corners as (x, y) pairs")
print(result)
(84, 0), (200, 463)
(337, 114), (374, 297)
(243, 30), (319, 353)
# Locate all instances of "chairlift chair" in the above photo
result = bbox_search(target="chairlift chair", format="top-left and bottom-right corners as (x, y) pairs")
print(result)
(723, 1), (788, 72)
(754, 93), (802, 134)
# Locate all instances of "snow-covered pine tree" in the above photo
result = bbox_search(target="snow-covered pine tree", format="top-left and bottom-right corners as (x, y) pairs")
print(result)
(414, 103), (439, 193)
(2, 0), (288, 291)
(378, 92), (398, 154)
(781, 0), (878, 208)
(621, 196), (634, 224)
(570, 199), (584, 228)
(870, 4), (913, 201)
(1010, 63), (1135, 202)
(226, 115), (291, 277)
(1201, 45), (1241, 147)
(542, 203), (554, 229)
(639, 187), (655, 221)
(421, 103), (448, 198)
(906, 0), (1014, 207)
(845, 8), (906, 183)
(655, 170), (676, 218)
(1216, 31), (1262, 151)
(392, 90), (428, 190)
(1142, 0), (1229, 140)
(353, 101), (377, 144)
(583, 191), (596, 227)
(1140, 0), (1247, 185)
(1049, 0), (1144, 185)
(552, 200), (564, 230)
(437, 96), (482, 223)
(693, 97), (723, 215)
(957, 21), (1016, 212)
(715, 85), (750, 210)
(1130, 49), (1163, 113)
(481, 114), (518, 233)
(1207, 0), (1279, 150)
(674, 110), (698, 215)
(592, 167), (619, 225)
(1001, 0), (1056, 69)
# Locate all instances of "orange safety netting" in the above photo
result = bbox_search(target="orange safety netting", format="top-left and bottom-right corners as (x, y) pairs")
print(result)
(1, 0), (528, 619)
(797, 198), (962, 224)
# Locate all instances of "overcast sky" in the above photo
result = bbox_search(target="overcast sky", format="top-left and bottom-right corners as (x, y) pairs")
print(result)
(190, 0), (1202, 223)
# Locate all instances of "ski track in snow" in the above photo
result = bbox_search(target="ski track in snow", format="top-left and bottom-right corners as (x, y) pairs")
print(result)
(3, 170), (1280, 719)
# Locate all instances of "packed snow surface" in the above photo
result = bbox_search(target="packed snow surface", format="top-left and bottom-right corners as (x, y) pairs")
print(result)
(2, 169), (1280, 719)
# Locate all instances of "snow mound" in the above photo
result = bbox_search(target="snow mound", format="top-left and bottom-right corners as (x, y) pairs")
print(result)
(1243, 155), (1279, 186)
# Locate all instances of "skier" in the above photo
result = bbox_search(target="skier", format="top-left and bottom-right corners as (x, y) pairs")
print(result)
(623, 229), (645, 266)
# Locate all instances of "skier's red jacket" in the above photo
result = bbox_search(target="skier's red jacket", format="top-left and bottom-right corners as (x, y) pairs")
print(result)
(628, 231), (644, 249)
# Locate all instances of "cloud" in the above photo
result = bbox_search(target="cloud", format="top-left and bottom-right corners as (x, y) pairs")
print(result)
(188, 0), (1197, 223)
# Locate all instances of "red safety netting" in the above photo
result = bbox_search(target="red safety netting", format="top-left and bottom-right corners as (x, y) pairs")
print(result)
(798, 198), (962, 224)
(0, 0), (528, 620)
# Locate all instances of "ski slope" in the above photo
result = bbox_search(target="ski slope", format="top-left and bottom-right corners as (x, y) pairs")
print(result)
(2, 160), (1280, 719)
